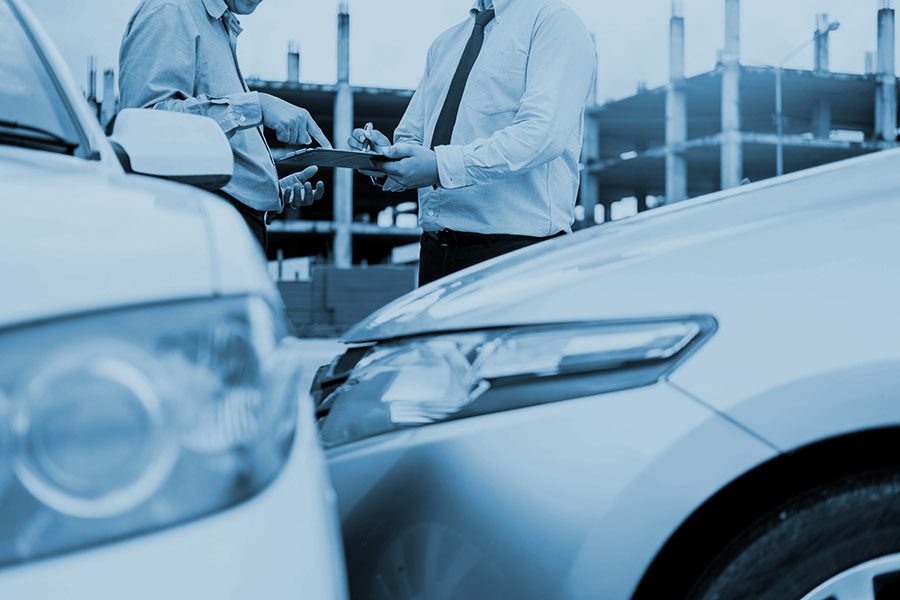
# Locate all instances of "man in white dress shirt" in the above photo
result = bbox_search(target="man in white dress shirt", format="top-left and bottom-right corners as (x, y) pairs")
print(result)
(350, 0), (595, 285)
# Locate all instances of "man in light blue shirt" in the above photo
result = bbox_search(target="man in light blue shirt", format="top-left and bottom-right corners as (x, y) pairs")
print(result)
(350, 0), (595, 285)
(120, 0), (330, 251)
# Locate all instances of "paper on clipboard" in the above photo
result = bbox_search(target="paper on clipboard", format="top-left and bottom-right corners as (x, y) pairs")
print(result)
(277, 148), (398, 171)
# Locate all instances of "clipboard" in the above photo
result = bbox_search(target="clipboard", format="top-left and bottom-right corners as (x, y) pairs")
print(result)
(277, 148), (398, 171)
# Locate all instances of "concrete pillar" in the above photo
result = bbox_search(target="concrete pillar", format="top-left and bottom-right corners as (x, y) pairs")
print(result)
(590, 33), (601, 105)
(287, 41), (300, 83)
(812, 15), (832, 139)
(814, 14), (830, 72)
(665, 1), (687, 204)
(86, 55), (97, 103)
(720, 0), (743, 190)
(100, 69), (117, 129)
(579, 33), (600, 226)
(333, 1), (353, 268)
(812, 99), (831, 139)
(579, 114), (599, 226)
(876, 2), (897, 141)
(636, 192), (649, 213)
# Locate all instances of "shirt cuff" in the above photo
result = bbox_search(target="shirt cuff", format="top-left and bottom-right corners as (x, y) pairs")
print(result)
(209, 92), (263, 132)
(229, 91), (263, 128)
(435, 145), (470, 189)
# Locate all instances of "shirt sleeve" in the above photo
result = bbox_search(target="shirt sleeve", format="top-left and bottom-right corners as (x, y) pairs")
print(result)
(392, 41), (436, 146)
(118, 3), (262, 136)
(434, 9), (596, 189)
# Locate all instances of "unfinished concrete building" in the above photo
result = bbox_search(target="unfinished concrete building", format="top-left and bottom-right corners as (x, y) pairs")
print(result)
(581, 0), (900, 223)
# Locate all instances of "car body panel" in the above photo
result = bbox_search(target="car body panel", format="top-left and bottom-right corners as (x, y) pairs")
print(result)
(344, 149), (900, 346)
(664, 188), (900, 450)
(327, 383), (775, 600)
(0, 145), (217, 329)
(200, 190), (279, 301)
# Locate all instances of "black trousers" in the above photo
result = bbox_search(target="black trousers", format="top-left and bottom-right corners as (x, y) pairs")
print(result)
(418, 229), (564, 287)
(215, 192), (268, 252)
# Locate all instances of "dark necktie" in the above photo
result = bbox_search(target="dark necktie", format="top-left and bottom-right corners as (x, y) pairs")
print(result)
(430, 8), (496, 149)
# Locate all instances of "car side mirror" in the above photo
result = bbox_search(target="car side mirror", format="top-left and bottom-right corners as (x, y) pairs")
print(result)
(109, 109), (233, 191)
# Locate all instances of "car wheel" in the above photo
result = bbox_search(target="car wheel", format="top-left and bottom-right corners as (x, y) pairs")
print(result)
(688, 471), (900, 600)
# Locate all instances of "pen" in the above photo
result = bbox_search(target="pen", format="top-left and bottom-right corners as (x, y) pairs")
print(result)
(362, 122), (384, 186)
(363, 122), (374, 152)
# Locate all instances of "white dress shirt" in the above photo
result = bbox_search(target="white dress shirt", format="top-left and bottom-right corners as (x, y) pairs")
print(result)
(395, 0), (596, 237)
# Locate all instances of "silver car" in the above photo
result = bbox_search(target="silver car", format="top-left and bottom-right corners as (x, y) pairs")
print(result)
(314, 146), (900, 600)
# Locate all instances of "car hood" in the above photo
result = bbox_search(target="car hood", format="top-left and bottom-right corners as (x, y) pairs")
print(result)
(344, 148), (900, 343)
(0, 147), (272, 329)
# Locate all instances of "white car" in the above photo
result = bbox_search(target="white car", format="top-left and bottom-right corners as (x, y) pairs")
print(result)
(0, 1), (346, 598)
(315, 145), (900, 597)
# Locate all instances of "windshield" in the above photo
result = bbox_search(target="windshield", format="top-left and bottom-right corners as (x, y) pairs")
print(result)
(0, 0), (83, 154)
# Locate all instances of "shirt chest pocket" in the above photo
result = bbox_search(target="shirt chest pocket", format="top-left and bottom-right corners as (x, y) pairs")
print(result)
(465, 49), (527, 115)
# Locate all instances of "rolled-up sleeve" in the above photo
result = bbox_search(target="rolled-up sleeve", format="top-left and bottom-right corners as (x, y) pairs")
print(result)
(435, 8), (596, 189)
(119, 3), (262, 135)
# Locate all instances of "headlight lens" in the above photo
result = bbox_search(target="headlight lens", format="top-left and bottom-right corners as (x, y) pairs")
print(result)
(13, 342), (177, 519)
(0, 297), (301, 567)
(319, 317), (715, 448)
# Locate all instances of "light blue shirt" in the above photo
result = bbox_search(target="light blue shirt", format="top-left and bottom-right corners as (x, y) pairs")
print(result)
(395, 0), (596, 236)
(119, 0), (281, 212)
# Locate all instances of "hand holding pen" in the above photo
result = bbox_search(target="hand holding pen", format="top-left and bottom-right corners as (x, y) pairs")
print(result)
(349, 122), (392, 186)
(349, 122), (390, 153)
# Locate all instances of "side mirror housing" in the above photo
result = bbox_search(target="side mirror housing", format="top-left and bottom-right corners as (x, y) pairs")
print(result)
(109, 109), (233, 191)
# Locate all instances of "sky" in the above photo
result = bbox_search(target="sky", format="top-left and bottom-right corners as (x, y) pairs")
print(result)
(23, 0), (896, 104)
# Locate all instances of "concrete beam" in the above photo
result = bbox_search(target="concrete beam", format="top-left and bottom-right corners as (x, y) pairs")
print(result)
(720, 0), (743, 190)
(333, 2), (353, 268)
(586, 132), (893, 175)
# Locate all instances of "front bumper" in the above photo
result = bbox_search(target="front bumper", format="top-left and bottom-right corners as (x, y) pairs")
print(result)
(326, 382), (774, 600)
(0, 395), (348, 600)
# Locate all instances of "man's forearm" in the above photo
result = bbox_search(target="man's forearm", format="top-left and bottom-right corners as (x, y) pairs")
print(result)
(143, 92), (263, 136)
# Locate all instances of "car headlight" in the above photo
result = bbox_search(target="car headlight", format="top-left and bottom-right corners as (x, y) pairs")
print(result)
(0, 296), (303, 567)
(318, 317), (715, 448)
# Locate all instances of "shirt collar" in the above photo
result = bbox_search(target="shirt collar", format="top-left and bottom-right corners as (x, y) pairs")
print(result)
(471, 0), (506, 20)
(202, 0), (228, 20)
(204, 0), (244, 36)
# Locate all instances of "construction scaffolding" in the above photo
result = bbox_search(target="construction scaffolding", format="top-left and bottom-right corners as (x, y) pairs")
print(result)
(583, 1), (900, 221)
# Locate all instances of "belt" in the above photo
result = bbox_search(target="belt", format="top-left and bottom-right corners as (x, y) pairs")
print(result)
(425, 229), (564, 247)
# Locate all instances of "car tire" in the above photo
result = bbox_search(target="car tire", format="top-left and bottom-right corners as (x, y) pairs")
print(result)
(688, 471), (900, 600)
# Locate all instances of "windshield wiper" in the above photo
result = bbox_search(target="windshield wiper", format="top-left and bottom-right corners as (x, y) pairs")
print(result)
(0, 118), (79, 153)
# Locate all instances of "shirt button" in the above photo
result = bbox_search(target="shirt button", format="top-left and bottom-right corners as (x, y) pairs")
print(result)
(239, 115), (247, 122)
(428, 211), (435, 217)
